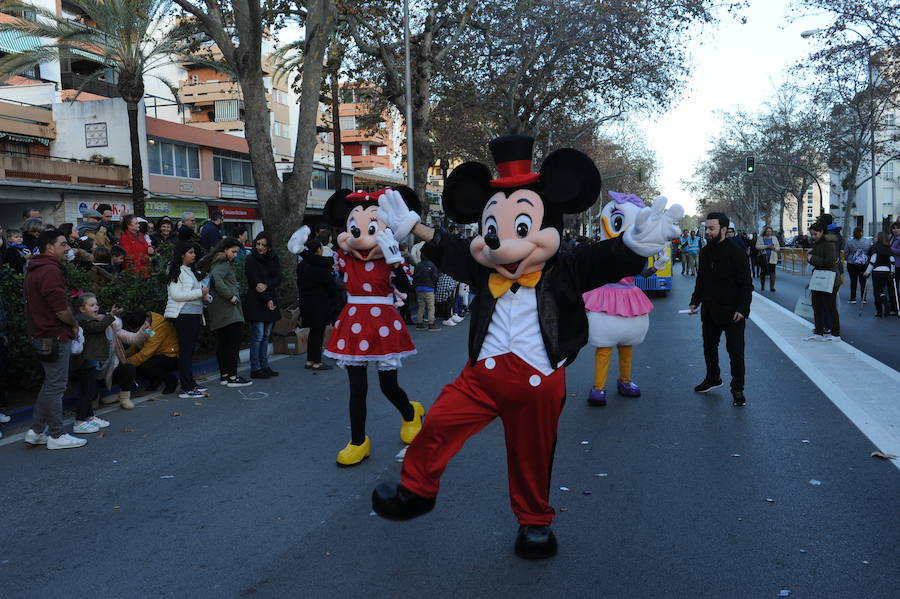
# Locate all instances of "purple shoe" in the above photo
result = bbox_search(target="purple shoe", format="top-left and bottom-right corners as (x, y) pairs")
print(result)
(617, 379), (641, 397)
(587, 387), (607, 406)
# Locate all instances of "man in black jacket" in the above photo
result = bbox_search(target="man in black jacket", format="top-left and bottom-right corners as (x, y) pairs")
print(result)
(689, 212), (753, 406)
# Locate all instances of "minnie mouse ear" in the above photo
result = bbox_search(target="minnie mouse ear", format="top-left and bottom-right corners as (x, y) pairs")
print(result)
(539, 149), (602, 214)
(324, 189), (353, 225)
(443, 161), (493, 224)
(393, 186), (423, 216)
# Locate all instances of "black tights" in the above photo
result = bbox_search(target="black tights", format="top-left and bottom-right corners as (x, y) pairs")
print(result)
(346, 366), (414, 445)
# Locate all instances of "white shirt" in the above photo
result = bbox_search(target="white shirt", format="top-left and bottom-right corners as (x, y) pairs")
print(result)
(478, 286), (560, 375)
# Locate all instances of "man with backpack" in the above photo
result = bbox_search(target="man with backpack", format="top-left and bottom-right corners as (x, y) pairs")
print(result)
(845, 227), (872, 304)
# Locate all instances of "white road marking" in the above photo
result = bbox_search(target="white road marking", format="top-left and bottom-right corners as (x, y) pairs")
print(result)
(750, 292), (900, 472)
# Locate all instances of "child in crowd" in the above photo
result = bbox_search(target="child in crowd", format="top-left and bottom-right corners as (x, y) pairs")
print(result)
(89, 246), (116, 292)
(110, 245), (126, 275)
(4, 228), (30, 274)
(71, 293), (119, 433)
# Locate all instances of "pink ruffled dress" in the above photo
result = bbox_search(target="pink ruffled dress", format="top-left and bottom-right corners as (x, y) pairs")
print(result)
(582, 277), (653, 317)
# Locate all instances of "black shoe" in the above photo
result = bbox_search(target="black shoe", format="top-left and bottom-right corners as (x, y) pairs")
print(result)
(251, 369), (271, 379)
(415, 323), (426, 329)
(162, 375), (178, 395)
(264, 367), (279, 377)
(732, 390), (746, 406)
(514, 525), (558, 560)
(694, 378), (723, 393)
(372, 482), (436, 521)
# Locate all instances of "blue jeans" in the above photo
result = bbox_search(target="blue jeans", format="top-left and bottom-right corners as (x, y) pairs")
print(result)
(249, 322), (273, 371)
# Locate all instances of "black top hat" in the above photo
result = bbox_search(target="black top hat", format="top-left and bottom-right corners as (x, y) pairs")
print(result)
(488, 135), (540, 189)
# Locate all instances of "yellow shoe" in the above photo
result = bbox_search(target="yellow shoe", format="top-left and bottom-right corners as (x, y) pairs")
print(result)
(400, 401), (426, 444)
(336, 437), (371, 466)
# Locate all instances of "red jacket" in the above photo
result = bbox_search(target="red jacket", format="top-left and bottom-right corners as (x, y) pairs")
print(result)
(24, 253), (75, 340)
(119, 230), (151, 274)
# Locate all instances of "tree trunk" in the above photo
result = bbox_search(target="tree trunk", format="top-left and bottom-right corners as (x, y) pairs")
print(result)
(125, 100), (145, 217)
(285, 0), (336, 242)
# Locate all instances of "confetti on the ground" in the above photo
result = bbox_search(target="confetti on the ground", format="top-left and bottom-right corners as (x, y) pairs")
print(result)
(809, 479), (822, 486)
(801, 440), (810, 444)
(778, 591), (791, 598)
(871, 451), (897, 460)
(123, 428), (134, 432)
(731, 453), (741, 457)
(559, 507), (568, 512)
(765, 498), (775, 503)
(581, 441), (589, 445)
(96, 432), (105, 439)
(800, 549), (808, 554)
(595, 473), (609, 478)
(862, 560), (869, 565)
(583, 491), (592, 496)
(171, 411), (183, 417)
(113, 506), (120, 510)
(559, 486), (570, 491)
(160, 475), (175, 479)
(193, 402), (203, 406)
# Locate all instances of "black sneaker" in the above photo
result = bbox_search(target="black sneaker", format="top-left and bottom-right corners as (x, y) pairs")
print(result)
(225, 376), (253, 388)
(694, 378), (723, 393)
(250, 369), (271, 379)
(415, 323), (426, 329)
(732, 391), (746, 406)
(427, 324), (441, 331)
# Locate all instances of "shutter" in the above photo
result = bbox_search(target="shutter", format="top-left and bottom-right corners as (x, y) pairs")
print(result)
(214, 99), (239, 122)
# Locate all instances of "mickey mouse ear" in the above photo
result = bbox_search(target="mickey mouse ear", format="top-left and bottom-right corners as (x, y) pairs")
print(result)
(324, 189), (353, 226)
(443, 162), (493, 224)
(538, 149), (602, 214)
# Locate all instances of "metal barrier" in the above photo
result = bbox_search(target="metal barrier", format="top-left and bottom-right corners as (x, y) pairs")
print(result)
(779, 248), (809, 274)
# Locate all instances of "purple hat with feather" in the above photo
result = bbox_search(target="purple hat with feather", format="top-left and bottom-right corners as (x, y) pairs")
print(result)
(608, 190), (646, 208)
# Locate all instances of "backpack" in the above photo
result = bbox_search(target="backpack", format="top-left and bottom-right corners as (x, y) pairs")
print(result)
(848, 248), (868, 266)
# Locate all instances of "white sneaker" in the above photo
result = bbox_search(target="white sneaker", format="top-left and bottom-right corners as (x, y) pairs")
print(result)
(0, 412), (10, 423)
(24, 429), (49, 445)
(450, 314), (464, 324)
(803, 335), (821, 341)
(73, 421), (101, 434)
(442, 319), (457, 327)
(88, 416), (110, 428)
(829, 336), (842, 342)
(47, 433), (87, 450)
(821, 334), (833, 341)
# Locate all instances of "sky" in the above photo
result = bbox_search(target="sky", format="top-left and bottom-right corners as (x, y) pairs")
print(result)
(642, 0), (833, 216)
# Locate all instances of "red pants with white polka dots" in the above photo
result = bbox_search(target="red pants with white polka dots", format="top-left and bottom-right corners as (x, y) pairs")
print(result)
(401, 352), (566, 526)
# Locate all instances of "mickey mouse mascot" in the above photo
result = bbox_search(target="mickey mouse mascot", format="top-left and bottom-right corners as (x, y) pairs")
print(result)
(371, 135), (682, 559)
(289, 188), (426, 467)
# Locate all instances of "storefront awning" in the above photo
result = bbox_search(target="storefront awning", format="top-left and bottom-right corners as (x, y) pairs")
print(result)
(0, 30), (42, 54)
(0, 131), (50, 145)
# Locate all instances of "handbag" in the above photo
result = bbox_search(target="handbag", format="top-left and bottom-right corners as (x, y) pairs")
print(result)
(809, 269), (836, 292)
(31, 336), (59, 362)
(794, 286), (814, 320)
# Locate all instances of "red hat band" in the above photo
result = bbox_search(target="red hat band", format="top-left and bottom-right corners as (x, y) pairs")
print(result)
(490, 160), (540, 189)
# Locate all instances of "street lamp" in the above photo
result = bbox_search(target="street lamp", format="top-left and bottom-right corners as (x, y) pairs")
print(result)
(801, 27), (878, 235)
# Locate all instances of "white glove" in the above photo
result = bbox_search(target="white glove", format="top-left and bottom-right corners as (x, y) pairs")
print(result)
(287, 225), (311, 255)
(376, 229), (402, 264)
(622, 197), (684, 257)
(377, 189), (420, 241)
(654, 249), (669, 270)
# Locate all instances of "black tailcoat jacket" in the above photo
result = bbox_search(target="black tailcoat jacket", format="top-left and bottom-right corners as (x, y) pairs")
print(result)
(423, 230), (647, 367)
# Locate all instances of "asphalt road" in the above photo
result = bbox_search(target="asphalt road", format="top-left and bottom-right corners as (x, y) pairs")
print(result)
(2, 275), (898, 599)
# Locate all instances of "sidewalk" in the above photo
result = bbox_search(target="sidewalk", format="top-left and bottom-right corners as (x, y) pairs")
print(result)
(749, 292), (900, 470)
(0, 344), (280, 445)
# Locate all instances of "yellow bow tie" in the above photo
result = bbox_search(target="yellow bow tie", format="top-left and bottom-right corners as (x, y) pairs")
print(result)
(488, 270), (542, 298)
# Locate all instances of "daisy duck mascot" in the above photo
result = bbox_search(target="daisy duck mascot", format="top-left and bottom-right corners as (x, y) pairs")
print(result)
(370, 135), (682, 559)
(288, 188), (426, 467)
(582, 191), (669, 406)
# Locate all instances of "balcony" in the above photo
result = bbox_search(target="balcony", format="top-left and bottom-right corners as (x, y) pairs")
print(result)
(0, 152), (129, 187)
(350, 154), (393, 170)
(60, 72), (119, 98)
(0, 100), (56, 141)
(178, 80), (242, 105)
(341, 128), (388, 145)
(188, 120), (245, 133)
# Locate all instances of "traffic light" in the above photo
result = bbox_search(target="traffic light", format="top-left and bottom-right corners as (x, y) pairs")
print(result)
(746, 156), (755, 173)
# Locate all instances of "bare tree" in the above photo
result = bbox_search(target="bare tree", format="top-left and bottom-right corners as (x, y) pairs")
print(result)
(341, 0), (477, 197)
(171, 0), (335, 243)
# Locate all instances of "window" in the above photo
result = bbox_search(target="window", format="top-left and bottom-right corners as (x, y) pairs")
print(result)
(323, 171), (355, 190)
(4, 141), (29, 155)
(274, 121), (289, 138)
(886, 112), (896, 128)
(339, 116), (356, 130)
(148, 138), (199, 178)
(311, 167), (328, 189)
(886, 161), (895, 180)
(340, 88), (355, 103)
(213, 149), (254, 186)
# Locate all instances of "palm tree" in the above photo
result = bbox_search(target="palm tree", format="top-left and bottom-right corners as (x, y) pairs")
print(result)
(0, 0), (187, 216)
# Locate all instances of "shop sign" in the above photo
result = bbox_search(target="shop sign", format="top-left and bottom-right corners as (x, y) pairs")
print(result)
(145, 199), (208, 218)
(212, 205), (258, 220)
(78, 201), (132, 220)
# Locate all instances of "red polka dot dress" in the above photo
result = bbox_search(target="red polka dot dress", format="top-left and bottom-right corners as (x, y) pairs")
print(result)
(324, 250), (417, 368)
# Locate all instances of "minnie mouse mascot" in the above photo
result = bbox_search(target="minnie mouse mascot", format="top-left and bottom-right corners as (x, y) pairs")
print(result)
(290, 188), (426, 467)
(371, 135), (682, 559)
